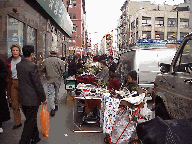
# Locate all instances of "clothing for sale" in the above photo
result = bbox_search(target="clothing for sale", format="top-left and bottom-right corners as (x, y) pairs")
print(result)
(47, 81), (61, 110)
(0, 59), (10, 124)
(68, 60), (77, 77)
(96, 66), (109, 82)
(41, 56), (65, 83)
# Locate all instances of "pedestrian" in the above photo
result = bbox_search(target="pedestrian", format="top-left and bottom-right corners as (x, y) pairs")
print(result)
(107, 71), (121, 93)
(0, 58), (11, 134)
(126, 70), (139, 92)
(5, 44), (23, 130)
(16, 45), (47, 144)
(41, 49), (65, 116)
(68, 55), (78, 77)
(96, 60), (109, 82)
(108, 56), (117, 73)
(77, 58), (83, 70)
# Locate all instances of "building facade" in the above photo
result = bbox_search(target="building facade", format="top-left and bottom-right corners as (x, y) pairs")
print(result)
(67, 0), (87, 55)
(117, 0), (190, 52)
(0, 0), (73, 63)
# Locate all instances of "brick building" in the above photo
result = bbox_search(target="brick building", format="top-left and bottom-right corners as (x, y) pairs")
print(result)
(0, 0), (73, 63)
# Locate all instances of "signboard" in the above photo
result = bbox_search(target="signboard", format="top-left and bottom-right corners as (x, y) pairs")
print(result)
(36, 0), (73, 37)
(136, 43), (166, 49)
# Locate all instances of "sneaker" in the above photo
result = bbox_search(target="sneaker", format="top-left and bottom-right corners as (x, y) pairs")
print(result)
(50, 109), (55, 117)
(31, 138), (41, 144)
(55, 105), (58, 111)
(0, 128), (3, 133)
(12, 123), (22, 130)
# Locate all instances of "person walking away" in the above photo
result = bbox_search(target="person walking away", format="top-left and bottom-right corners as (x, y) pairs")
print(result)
(0, 59), (11, 133)
(96, 60), (109, 82)
(16, 45), (47, 144)
(41, 49), (65, 116)
(5, 44), (23, 130)
(68, 55), (78, 77)
(108, 56), (117, 73)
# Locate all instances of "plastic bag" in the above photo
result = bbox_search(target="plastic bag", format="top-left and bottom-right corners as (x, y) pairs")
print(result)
(39, 104), (49, 137)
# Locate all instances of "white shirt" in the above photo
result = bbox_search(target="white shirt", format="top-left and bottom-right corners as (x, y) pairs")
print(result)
(11, 57), (21, 79)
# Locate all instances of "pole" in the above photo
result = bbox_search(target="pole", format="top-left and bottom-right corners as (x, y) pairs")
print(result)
(75, 28), (77, 55)
(190, 0), (192, 32)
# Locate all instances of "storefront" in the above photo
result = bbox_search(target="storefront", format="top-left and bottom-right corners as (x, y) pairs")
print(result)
(0, 0), (73, 64)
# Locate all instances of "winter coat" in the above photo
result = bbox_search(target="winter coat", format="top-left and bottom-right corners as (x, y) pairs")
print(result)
(108, 61), (117, 73)
(5, 55), (24, 97)
(68, 60), (77, 77)
(0, 59), (10, 122)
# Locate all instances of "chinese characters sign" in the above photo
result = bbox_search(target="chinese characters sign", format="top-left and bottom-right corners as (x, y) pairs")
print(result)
(36, 0), (73, 37)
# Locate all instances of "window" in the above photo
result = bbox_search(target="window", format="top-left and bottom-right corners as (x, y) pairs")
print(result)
(155, 17), (164, 27)
(180, 18), (189, 28)
(73, 24), (77, 31)
(168, 18), (177, 27)
(68, 13), (76, 19)
(175, 40), (192, 72)
(142, 16), (151, 26)
(72, 13), (76, 19)
(7, 15), (24, 57)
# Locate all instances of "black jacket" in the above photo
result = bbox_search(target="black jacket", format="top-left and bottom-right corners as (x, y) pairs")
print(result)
(0, 59), (10, 122)
(108, 61), (117, 73)
(16, 58), (46, 106)
(68, 60), (77, 76)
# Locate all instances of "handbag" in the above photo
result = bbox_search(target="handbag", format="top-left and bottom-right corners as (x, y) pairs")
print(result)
(39, 104), (50, 137)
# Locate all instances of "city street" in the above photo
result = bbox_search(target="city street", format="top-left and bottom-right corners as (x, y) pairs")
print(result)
(0, 81), (106, 144)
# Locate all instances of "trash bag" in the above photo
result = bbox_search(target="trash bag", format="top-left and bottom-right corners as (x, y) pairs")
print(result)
(136, 117), (192, 144)
(39, 104), (50, 137)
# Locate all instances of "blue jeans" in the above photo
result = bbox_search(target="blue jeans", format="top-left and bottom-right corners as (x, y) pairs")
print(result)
(47, 82), (61, 110)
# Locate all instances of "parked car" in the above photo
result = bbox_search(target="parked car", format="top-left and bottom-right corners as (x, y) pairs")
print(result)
(154, 33), (192, 120)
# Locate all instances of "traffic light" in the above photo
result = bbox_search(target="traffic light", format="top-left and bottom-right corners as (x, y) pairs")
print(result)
(106, 34), (111, 40)
(173, 32), (176, 38)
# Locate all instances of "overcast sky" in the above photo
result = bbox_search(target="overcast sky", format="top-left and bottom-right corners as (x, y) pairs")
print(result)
(85, 0), (184, 47)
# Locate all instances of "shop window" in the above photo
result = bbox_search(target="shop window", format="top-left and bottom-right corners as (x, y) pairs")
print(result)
(7, 15), (24, 57)
(167, 32), (177, 40)
(168, 18), (177, 27)
(155, 31), (164, 40)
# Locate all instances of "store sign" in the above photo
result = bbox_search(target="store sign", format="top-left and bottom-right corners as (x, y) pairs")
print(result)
(36, 0), (73, 37)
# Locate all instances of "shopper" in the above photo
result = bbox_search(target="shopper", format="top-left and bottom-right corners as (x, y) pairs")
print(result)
(77, 58), (83, 70)
(0, 59), (10, 134)
(5, 44), (23, 130)
(96, 60), (109, 82)
(41, 49), (65, 116)
(68, 55), (78, 77)
(16, 45), (47, 144)
(107, 71), (121, 93)
(108, 56), (117, 73)
(126, 70), (139, 92)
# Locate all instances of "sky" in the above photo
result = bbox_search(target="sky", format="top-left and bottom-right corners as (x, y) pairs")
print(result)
(85, 0), (184, 47)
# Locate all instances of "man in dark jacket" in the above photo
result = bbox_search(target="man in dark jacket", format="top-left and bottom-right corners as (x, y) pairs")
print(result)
(16, 45), (47, 144)
(68, 55), (78, 77)
(108, 56), (117, 73)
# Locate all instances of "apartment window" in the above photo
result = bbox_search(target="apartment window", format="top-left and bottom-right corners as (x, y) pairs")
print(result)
(155, 17), (164, 27)
(72, 0), (76, 8)
(142, 31), (151, 39)
(142, 16), (151, 26)
(168, 18), (177, 27)
(68, 13), (76, 19)
(180, 18), (189, 28)
(73, 24), (77, 32)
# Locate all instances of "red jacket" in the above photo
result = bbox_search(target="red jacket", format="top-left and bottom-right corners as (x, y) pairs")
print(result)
(107, 77), (121, 91)
(5, 55), (23, 97)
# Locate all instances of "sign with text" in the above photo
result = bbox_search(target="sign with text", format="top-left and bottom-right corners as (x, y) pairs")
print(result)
(36, 0), (73, 37)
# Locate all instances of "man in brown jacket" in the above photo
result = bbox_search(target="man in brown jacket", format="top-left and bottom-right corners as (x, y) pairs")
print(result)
(41, 49), (65, 116)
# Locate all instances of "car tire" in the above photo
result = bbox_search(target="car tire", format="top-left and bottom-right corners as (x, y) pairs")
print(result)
(155, 102), (170, 120)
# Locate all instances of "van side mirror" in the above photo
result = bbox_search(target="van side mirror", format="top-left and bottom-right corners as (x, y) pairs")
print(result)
(160, 63), (171, 73)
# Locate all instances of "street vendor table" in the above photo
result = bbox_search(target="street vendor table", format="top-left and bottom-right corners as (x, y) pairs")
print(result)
(73, 95), (103, 133)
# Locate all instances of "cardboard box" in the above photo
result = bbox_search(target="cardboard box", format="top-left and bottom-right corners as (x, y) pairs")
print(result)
(66, 90), (77, 105)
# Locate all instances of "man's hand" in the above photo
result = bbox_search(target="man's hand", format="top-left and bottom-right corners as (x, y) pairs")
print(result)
(43, 99), (47, 105)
